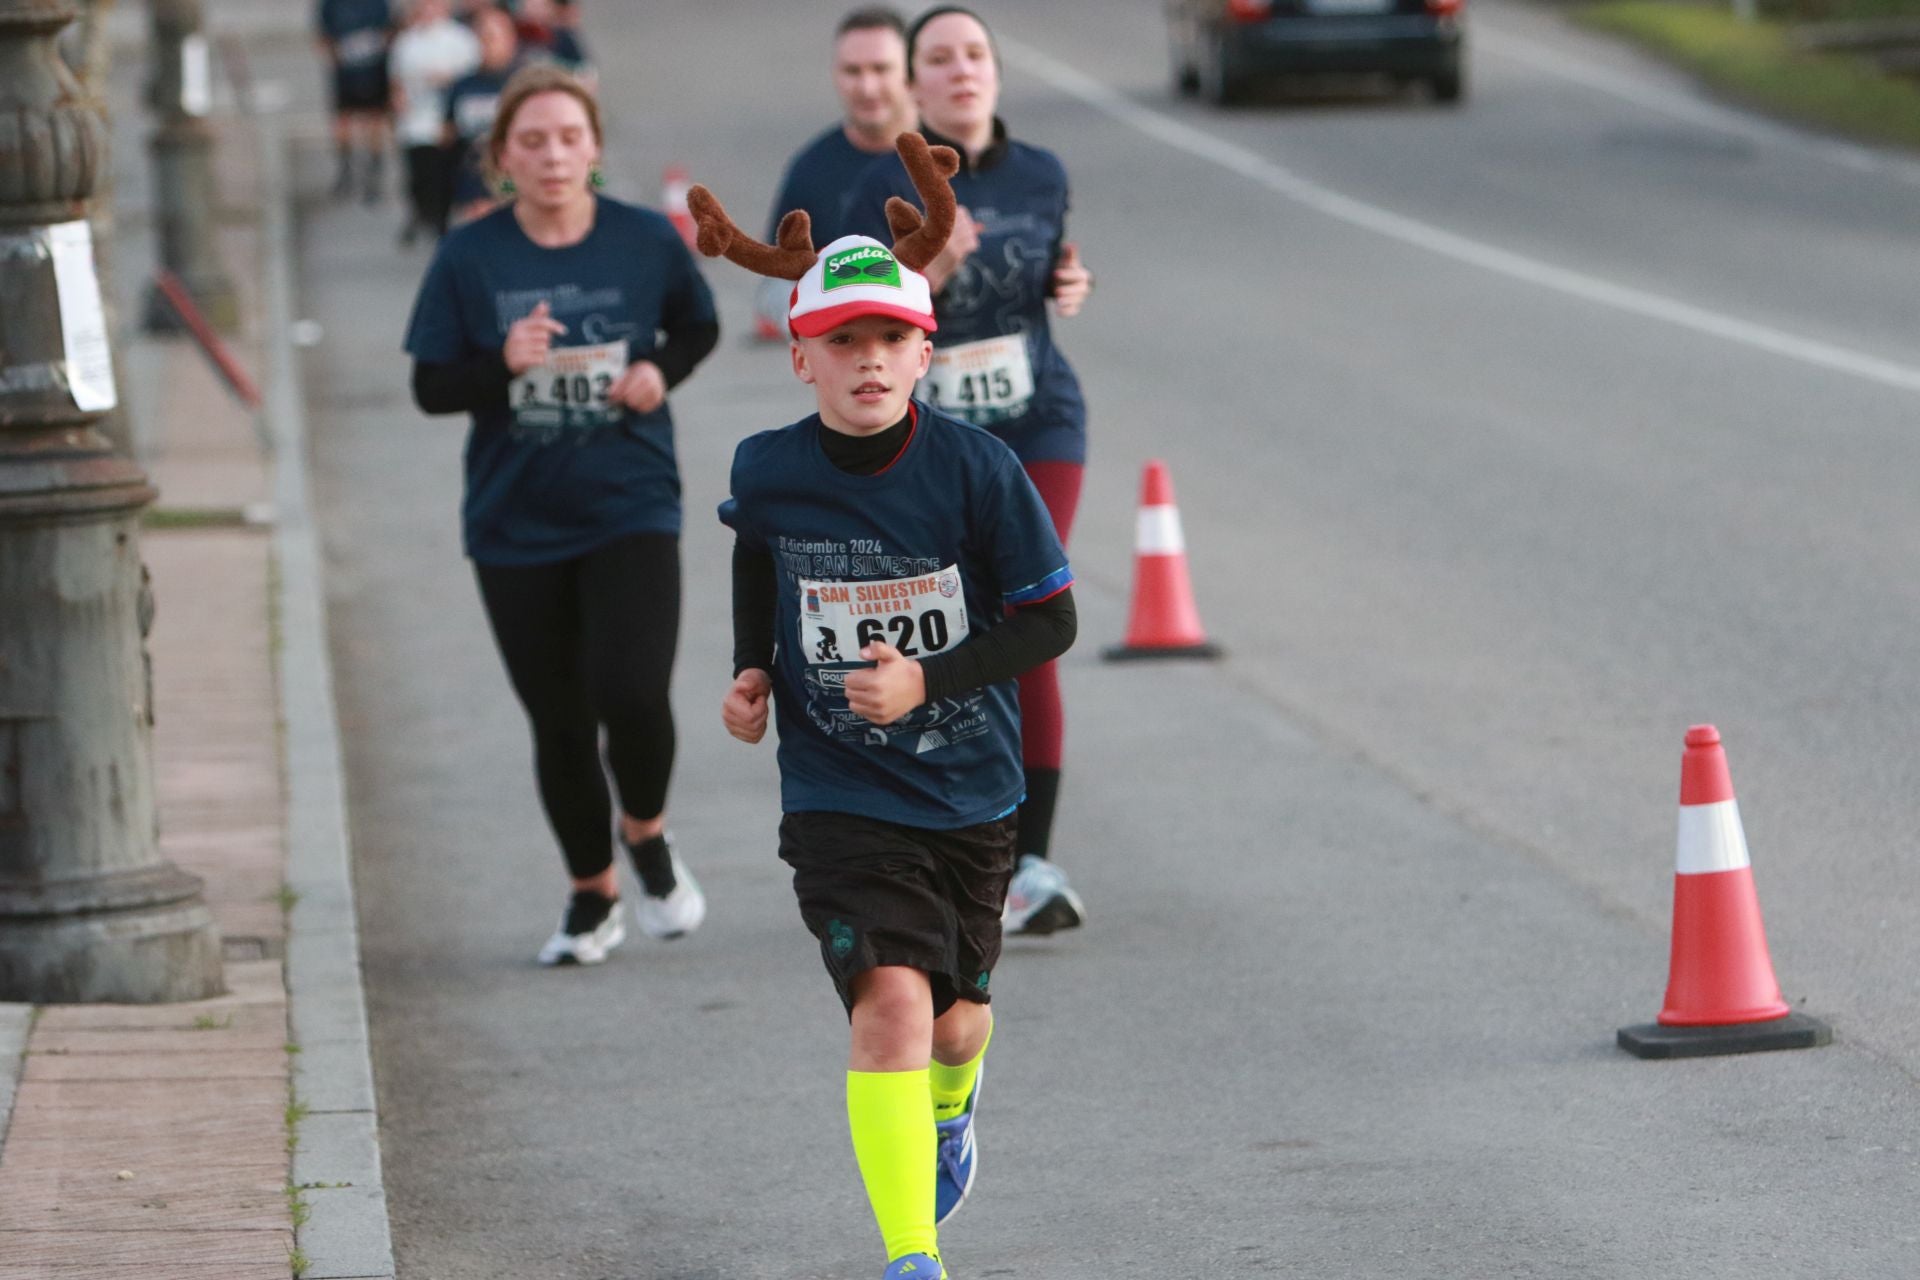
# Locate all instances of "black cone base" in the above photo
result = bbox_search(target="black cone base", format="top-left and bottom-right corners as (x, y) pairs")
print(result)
(1617, 1011), (1831, 1059)
(1101, 641), (1223, 662)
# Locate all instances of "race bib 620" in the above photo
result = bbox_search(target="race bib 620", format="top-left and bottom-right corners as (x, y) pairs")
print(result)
(797, 566), (970, 667)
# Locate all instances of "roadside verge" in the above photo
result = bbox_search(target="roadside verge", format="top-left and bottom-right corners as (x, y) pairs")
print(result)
(1572, 1), (1920, 152)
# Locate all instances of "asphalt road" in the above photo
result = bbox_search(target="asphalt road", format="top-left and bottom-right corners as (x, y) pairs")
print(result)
(298, 2), (1920, 1276)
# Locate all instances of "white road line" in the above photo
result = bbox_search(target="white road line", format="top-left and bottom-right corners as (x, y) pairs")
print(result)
(1003, 38), (1920, 396)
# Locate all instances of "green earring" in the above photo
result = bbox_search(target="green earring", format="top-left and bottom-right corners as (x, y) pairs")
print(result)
(590, 165), (606, 190)
(498, 174), (516, 196)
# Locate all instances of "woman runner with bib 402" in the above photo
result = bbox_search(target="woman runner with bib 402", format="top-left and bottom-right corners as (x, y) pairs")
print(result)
(843, 5), (1094, 936)
(403, 64), (719, 966)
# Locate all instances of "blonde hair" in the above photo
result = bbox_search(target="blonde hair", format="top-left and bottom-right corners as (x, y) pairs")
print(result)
(485, 63), (604, 192)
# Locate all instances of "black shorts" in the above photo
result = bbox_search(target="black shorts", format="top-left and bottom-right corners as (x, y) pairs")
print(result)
(780, 810), (1018, 1018)
(332, 66), (390, 114)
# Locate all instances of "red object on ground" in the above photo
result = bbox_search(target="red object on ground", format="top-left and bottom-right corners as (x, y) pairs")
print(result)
(1657, 724), (1792, 1027)
(661, 165), (697, 249)
(152, 269), (262, 409)
(1103, 460), (1220, 660)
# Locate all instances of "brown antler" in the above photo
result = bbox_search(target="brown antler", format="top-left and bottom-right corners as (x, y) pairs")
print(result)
(887, 134), (961, 272)
(685, 185), (817, 280)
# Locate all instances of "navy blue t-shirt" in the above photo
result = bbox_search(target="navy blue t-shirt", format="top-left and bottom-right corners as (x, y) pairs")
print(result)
(317, 0), (390, 69)
(766, 124), (897, 245)
(443, 66), (510, 207)
(842, 125), (1087, 465)
(403, 197), (718, 565)
(721, 403), (1072, 829)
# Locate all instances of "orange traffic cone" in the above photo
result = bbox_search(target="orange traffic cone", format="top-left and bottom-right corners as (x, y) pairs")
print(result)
(1617, 725), (1829, 1059)
(662, 165), (697, 249)
(1102, 460), (1221, 661)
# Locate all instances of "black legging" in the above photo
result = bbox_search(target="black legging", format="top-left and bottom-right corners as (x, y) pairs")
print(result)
(474, 533), (680, 879)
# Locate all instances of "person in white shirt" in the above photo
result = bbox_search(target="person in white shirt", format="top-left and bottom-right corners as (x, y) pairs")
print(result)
(388, 0), (480, 243)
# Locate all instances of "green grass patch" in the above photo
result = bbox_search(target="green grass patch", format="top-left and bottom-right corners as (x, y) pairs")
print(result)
(142, 506), (254, 530)
(1575, 1), (1920, 151)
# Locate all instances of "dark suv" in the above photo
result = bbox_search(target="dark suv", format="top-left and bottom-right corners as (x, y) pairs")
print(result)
(1168, 0), (1466, 105)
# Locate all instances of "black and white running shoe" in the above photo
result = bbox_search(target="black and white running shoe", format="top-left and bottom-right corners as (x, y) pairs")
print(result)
(625, 834), (708, 941)
(634, 847), (706, 940)
(537, 890), (627, 966)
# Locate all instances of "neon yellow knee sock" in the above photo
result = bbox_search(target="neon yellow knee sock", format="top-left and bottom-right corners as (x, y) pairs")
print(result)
(930, 1014), (992, 1121)
(846, 1069), (938, 1262)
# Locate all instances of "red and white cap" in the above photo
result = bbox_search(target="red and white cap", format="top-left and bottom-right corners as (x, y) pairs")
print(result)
(788, 235), (938, 339)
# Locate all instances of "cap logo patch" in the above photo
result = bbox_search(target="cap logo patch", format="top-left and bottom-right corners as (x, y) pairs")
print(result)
(822, 245), (901, 292)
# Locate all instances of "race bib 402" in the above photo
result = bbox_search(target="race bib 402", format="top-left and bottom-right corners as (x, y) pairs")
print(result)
(510, 339), (627, 436)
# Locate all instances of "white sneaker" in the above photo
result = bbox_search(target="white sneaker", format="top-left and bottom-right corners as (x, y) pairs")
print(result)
(537, 890), (627, 966)
(1002, 854), (1085, 936)
(633, 847), (706, 940)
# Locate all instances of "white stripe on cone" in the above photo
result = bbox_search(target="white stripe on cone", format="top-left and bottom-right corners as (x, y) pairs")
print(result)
(1135, 504), (1185, 555)
(1675, 799), (1751, 875)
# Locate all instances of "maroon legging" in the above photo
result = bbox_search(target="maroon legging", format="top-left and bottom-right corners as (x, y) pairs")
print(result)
(1019, 461), (1083, 771)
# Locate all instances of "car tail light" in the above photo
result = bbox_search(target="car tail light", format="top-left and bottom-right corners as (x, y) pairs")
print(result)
(1227, 0), (1274, 21)
(1426, 0), (1464, 12)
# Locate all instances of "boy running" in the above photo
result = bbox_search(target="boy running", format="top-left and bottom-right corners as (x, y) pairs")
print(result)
(695, 137), (1076, 1280)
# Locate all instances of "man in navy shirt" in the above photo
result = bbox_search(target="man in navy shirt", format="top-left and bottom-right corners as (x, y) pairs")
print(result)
(316, 0), (393, 201)
(751, 7), (916, 340)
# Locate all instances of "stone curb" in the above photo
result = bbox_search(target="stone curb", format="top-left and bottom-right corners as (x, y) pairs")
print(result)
(0, 1004), (29, 1149)
(260, 114), (396, 1280)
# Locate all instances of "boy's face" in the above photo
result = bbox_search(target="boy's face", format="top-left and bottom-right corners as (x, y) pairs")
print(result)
(792, 315), (932, 435)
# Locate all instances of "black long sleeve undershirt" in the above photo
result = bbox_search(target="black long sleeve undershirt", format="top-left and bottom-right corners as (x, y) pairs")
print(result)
(731, 414), (1077, 703)
(409, 321), (721, 416)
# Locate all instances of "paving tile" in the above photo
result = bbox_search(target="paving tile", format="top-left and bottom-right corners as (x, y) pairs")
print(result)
(0, 1229), (291, 1267)
(0, 1163), (287, 1231)
(0, 1264), (291, 1280)
(0, 1078), (284, 1148)
(19, 1049), (286, 1083)
(32, 1004), (286, 1036)
(26, 1027), (290, 1055)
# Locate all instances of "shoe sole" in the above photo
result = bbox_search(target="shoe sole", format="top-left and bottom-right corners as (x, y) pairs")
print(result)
(538, 920), (627, 966)
(1013, 891), (1084, 936)
(636, 885), (705, 941)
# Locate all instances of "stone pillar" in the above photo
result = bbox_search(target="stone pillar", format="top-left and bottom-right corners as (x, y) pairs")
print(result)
(141, 0), (237, 333)
(0, 0), (224, 1002)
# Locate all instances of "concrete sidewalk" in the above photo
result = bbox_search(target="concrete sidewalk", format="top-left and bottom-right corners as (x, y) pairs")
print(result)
(0, 4), (388, 1276)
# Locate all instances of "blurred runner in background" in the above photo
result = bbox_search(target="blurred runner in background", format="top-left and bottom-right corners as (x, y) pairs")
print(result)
(318, 0), (396, 202)
(843, 5), (1096, 936)
(751, 7), (916, 341)
(390, 0), (479, 243)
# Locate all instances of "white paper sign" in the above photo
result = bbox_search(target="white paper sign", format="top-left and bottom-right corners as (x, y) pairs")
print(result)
(47, 221), (116, 413)
(182, 34), (212, 117)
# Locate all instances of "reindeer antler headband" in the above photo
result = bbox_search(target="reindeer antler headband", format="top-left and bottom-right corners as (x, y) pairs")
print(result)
(685, 134), (961, 333)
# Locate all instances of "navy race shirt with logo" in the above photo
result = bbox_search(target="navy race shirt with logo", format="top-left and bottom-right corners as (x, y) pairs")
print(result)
(841, 126), (1087, 465)
(404, 197), (717, 565)
(766, 124), (893, 244)
(318, 0), (391, 68)
(721, 403), (1072, 829)
(442, 65), (510, 207)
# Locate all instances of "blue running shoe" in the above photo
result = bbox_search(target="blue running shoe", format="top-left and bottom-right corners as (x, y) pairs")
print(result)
(883, 1253), (945, 1280)
(934, 1064), (981, 1225)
